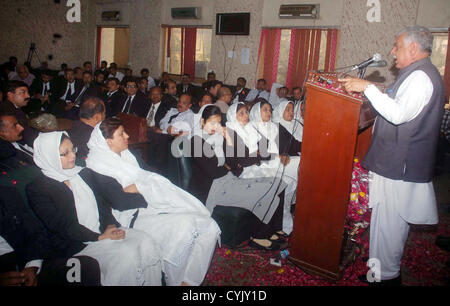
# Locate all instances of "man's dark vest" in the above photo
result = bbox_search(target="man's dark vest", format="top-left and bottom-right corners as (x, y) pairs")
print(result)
(362, 57), (445, 183)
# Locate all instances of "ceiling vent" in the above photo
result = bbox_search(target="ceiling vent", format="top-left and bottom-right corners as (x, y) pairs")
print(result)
(171, 7), (201, 19)
(279, 4), (319, 19)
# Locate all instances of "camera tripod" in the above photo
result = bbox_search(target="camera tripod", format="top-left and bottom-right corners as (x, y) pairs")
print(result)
(26, 43), (42, 67)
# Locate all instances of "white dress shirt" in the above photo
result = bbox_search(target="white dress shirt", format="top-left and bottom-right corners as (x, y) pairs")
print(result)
(147, 76), (156, 90)
(159, 108), (194, 134)
(245, 88), (269, 102)
(108, 71), (125, 82)
(364, 70), (437, 224)
(61, 82), (76, 101)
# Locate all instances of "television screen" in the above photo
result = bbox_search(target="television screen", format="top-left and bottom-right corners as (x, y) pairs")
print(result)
(216, 13), (250, 35)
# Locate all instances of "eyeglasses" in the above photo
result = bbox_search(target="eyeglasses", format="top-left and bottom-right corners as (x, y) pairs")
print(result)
(60, 147), (78, 157)
(126, 85), (137, 88)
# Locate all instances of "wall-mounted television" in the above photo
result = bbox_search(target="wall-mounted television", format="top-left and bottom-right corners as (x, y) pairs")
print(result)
(216, 13), (250, 35)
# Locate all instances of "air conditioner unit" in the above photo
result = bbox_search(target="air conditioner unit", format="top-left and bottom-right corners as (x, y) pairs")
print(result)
(171, 7), (201, 19)
(101, 11), (120, 21)
(279, 4), (319, 19)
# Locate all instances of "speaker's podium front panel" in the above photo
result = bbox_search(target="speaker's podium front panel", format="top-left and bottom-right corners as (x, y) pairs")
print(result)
(290, 72), (379, 280)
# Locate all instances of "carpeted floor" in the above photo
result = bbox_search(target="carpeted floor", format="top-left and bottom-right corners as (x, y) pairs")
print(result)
(202, 171), (450, 286)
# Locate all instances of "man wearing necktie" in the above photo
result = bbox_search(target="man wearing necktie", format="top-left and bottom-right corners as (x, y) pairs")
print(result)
(28, 70), (53, 114)
(159, 94), (194, 136)
(120, 79), (148, 118)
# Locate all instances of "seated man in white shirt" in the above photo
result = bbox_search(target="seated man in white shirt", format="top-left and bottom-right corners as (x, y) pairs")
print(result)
(245, 78), (270, 104)
(107, 63), (124, 82)
(159, 93), (194, 137)
(269, 83), (289, 108)
(10, 65), (35, 87)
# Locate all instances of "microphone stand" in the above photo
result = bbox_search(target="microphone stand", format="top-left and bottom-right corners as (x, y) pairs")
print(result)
(357, 67), (367, 79)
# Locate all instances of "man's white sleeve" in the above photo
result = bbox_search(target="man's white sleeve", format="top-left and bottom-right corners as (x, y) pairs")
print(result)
(363, 70), (434, 125)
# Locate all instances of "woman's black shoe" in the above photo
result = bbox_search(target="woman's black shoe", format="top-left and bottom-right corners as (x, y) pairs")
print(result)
(249, 239), (287, 251)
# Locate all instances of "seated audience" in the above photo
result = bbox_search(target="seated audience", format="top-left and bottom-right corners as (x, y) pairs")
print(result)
(58, 63), (68, 77)
(27, 132), (162, 285)
(214, 86), (232, 114)
(231, 77), (250, 104)
(52, 69), (83, 117)
(102, 78), (126, 117)
(268, 83), (289, 108)
(140, 68), (156, 90)
(192, 92), (213, 113)
(202, 71), (216, 91)
(107, 63), (124, 82)
(0, 186), (101, 286)
(190, 104), (288, 250)
(177, 74), (197, 97)
(272, 101), (303, 154)
(10, 65), (35, 87)
(83, 61), (93, 74)
(290, 86), (304, 120)
(86, 117), (220, 286)
(158, 72), (170, 89)
(248, 100), (301, 235)
(162, 79), (179, 105)
(138, 77), (149, 97)
(68, 97), (106, 159)
(245, 78), (270, 103)
(0, 81), (39, 147)
(99, 61), (109, 79)
(73, 67), (83, 82)
(206, 80), (223, 103)
(0, 112), (34, 170)
(159, 94), (194, 136)
(28, 69), (54, 114)
(119, 78), (148, 117)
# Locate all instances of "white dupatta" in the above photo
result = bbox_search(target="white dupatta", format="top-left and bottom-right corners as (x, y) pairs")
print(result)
(272, 101), (303, 142)
(33, 131), (100, 234)
(225, 102), (259, 154)
(249, 102), (279, 154)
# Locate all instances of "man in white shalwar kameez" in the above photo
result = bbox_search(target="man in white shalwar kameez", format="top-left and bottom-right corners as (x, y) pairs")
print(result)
(341, 26), (445, 285)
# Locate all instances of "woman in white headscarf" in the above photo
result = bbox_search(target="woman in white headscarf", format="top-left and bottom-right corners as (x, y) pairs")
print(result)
(272, 100), (303, 154)
(27, 131), (162, 286)
(247, 100), (301, 235)
(188, 105), (287, 250)
(86, 117), (220, 286)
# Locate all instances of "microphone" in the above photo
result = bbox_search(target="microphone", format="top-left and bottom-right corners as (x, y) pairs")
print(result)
(351, 53), (382, 71)
(368, 60), (387, 68)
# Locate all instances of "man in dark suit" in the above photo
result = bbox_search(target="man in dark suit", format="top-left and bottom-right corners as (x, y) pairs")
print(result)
(177, 74), (197, 97)
(230, 77), (250, 104)
(0, 112), (34, 170)
(138, 77), (149, 97)
(205, 80), (223, 103)
(102, 78), (126, 117)
(119, 78), (148, 118)
(161, 79), (179, 108)
(26, 70), (54, 115)
(68, 98), (106, 160)
(0, 81), (39, 148)
(201, 71), (216, 92)
(0, 186), (101, 286)
(51, 69), (84, 117)
(143, 86), (175, 175)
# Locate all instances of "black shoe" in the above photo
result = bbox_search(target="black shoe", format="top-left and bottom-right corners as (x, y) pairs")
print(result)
(249, 239), (287, 251)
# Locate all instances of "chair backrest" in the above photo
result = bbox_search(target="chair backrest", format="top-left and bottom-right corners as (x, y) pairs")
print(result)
(116, 112), (147, 144)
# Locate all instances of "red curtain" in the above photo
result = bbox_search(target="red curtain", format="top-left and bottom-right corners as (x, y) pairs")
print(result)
(183, 27), (197, 80)
(258, 28), (338, 90)
(96, 27), (102, 68)
(444, 28), (450, 100)
(258, 28), (282, 89)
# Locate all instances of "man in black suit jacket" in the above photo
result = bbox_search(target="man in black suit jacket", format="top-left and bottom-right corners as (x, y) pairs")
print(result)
(142, 86), (175, 175)
(68, 98), (106, 160)
(51, 69), (84, 117)
(0, 113), (34, 170)
(0, 81), (39, 148)
(162, 79), (179, 107)
(25, 70), (54, 115)
(0, 186), (101, 286)
(230, 77), (250, 104)
(177, 74), (197, 97)
(102, 77), (126, 117)
(119, 78), (148, 118)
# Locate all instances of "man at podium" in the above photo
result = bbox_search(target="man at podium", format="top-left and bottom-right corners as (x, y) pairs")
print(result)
(340, 25), (445, 285)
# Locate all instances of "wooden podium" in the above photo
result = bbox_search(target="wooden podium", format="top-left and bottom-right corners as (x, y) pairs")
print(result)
(290, 72), (380, 280)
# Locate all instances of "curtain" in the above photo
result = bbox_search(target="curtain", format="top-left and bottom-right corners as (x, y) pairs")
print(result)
(183, 27), (197, 80)
(257, 28), (339, 90)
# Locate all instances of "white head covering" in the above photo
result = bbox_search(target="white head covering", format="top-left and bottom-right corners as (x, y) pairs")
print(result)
(33, 131), (100, 234)
(86, 123), (145, 188)
(190, 105), (225, 166)
(226, 102), (259, 153)
(272, 100), (303, 142)
(249, 102), (279, 154)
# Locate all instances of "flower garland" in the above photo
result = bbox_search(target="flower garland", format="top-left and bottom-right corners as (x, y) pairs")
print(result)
(345, 158), (371, 255)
